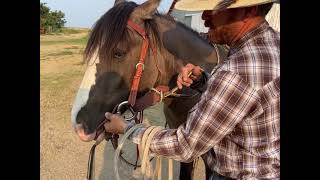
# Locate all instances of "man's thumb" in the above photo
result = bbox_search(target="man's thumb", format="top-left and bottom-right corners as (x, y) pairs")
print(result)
(105, 112), (113, 119)
(193, 66), (203, 76)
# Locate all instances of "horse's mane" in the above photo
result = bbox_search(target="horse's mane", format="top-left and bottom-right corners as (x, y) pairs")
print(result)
(84, 1), (207, 63)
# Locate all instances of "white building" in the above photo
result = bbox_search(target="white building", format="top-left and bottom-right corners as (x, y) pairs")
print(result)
(170, 10), (208, 33)
(265, 3), (280, 32)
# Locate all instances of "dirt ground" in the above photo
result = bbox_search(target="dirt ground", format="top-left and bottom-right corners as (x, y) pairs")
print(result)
(40, 30), (205, 180)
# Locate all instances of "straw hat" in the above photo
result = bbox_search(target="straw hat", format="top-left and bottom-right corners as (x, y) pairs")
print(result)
(175, 0), (278, 11)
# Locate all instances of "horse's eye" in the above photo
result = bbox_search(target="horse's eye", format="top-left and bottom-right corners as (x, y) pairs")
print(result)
(113, 50), (126, 59)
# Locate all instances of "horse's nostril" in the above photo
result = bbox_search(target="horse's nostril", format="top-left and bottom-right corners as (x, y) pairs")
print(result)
(75, 124), (96, 142)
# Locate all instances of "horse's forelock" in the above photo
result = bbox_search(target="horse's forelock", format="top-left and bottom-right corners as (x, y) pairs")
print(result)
(84, 2), (138, 63)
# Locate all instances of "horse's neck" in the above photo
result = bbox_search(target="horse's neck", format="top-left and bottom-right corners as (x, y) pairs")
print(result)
(154, 16), (219, 85)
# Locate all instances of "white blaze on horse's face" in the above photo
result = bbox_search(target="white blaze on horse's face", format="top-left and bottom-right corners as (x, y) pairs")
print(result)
(71, 56), (99, 130)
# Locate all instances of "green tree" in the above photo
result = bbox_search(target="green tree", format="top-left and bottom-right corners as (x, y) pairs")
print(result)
(40, 2), (66, 33)
(40, 2), (50, 29)
(50, 10), (67, 31)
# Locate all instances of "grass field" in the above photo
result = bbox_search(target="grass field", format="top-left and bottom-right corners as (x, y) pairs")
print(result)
(40, 28), (93, 179)
(40, 28), (205, 180)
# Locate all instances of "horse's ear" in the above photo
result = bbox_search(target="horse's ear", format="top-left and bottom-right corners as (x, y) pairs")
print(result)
(114, 0), (125, 6)
(130, 0), (161, 21)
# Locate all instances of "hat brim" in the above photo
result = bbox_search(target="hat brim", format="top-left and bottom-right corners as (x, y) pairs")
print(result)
(175, 0), (277, 11)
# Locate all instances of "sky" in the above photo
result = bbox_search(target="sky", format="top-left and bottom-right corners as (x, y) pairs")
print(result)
(40, 0), (174, 28)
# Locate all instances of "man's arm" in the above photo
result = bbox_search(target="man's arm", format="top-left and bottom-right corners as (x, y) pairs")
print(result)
(126, 70), (258, 162)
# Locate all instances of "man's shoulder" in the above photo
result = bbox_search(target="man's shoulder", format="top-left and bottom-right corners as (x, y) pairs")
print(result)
(227, 25), (280, 68)
(245, 25), (280, 51)
(223, 36), (280, 88)
(254, 26), (279, 47)
(228, 22), (279, 55)
(217, 22), (280, 88)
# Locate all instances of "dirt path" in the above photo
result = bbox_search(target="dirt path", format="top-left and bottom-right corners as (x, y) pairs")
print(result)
(40, 31), (205, 180)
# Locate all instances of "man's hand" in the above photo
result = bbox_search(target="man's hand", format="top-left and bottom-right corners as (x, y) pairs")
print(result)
(177, 63), (203, 89)
(104, 112), (128, 134)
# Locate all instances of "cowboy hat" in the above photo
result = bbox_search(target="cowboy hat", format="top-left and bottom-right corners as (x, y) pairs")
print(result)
(175, 0), (278, 11)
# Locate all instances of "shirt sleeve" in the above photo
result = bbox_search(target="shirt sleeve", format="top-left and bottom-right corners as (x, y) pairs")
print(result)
(128, 70), (258, 162)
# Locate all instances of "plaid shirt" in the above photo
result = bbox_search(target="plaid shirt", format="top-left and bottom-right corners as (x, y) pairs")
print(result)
(129, 21), (280, 179)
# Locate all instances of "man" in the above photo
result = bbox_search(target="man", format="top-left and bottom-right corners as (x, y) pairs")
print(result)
(104, 0), (280, 179)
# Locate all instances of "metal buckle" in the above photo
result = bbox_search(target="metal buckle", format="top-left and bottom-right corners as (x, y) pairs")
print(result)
(116, 101), (138, 121)
(135, 63), (145, 70)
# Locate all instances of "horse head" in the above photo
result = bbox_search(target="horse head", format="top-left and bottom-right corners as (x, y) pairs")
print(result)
(71, 0), (219, 142)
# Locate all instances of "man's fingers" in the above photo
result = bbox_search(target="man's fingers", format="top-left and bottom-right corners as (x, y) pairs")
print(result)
(177, 76), (183, 89)
(105, 112), (117, 122)
(177, 63), (202, 89)
(182, 64), (202, 80)
(190, 75), (197, 80)
(192, 66), (203, 76)
(104, 122), (111, 131)
(105, 112), (112, 119)
(177, 74), (192, 89)
(105, 112), (122, 122)
(181, 67), (190, 81)
(104, 112), (127, 134)
(181, 64), (193, 81)
(177, 74), (192, 86)
(181, 82), (191, 87)
(104, 113), (114, 132)
(177, 82), (183, 89)
(185, 63), (195, 70)
(180, 72), (193, 84)
(184, 78), (193, 84)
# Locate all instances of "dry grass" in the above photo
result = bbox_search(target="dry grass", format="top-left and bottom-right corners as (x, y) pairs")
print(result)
(40, 30), (94, 180)
(40, 28), (205, 180)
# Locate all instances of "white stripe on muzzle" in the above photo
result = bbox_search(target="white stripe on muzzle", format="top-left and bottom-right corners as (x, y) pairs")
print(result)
(71, 56), (99, 128)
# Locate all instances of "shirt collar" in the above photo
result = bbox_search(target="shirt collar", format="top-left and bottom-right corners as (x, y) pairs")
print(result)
(228, 20), (270, 56)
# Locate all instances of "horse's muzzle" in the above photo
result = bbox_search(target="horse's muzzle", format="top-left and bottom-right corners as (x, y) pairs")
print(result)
(75, 124), (97, 142)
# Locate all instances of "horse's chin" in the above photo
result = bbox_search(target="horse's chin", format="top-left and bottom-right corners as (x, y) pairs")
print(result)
(75, 124), (96, 142)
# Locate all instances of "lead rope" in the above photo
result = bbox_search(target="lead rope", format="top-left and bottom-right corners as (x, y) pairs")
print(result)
(87, 144), (97, 180)
(87, 138), (106, 180)
(150, 71), (201, 99)
(212, 43), (221, 64)
(114, 124), (173, 180)
(86, 105), (127, 180)
(114, 124), (145, 180)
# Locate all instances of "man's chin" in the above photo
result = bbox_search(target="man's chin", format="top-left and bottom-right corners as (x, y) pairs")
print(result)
(210, 40), (218, 44)
(207, 30), (224, 44)
(207, 32), (218, 44)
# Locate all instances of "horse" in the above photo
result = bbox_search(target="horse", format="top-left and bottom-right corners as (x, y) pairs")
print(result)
(71, 0), (227, 179)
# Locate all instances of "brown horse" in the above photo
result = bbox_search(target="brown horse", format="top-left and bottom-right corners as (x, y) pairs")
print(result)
(71, 0), (227, 179)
